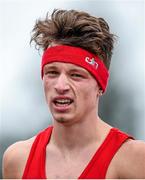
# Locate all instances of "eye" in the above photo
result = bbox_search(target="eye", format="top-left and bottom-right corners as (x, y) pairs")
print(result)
(71, 73), (84, 78)
(45, 71), (59, 77)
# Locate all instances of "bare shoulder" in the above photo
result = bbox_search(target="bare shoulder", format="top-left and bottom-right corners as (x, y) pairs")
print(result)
(2, 136), (36, 179)
(116, 139), (145, 178)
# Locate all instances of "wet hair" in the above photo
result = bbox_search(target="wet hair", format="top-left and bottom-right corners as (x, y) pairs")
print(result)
(31, 9), (116, 69)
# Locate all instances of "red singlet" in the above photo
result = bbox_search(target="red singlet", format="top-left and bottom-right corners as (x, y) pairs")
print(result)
(22, 127), (133, 179)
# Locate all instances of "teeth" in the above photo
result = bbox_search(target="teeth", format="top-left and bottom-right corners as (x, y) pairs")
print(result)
(55, 99), (71, 104)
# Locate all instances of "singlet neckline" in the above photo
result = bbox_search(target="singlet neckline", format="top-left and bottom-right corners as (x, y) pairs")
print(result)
(42, 127), (117, 179)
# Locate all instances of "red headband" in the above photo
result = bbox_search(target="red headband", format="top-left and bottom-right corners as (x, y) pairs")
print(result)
(41, 45), (109, 92)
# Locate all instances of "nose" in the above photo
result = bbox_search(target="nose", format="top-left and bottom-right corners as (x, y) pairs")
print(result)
(54, 73), (70, 94)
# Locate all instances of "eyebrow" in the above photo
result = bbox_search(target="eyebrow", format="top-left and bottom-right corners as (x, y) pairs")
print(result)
(43, 65), (58, 71)
(69, 68), (89, 74)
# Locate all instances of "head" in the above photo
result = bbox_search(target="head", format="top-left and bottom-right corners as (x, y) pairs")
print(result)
(30, 9), (115, 125)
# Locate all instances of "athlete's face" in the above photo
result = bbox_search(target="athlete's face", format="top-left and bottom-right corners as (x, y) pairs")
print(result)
(43, 62), (100, 125)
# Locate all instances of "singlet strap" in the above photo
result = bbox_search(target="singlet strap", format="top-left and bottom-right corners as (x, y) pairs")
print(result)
(79, 128), (134, 179)
(22, 126), (53, 179)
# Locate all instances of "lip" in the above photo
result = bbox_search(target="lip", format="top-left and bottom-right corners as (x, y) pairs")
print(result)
(52, 96), (74, 112)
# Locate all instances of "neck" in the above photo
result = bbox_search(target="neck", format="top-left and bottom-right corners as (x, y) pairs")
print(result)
(50, 115), (111, 153)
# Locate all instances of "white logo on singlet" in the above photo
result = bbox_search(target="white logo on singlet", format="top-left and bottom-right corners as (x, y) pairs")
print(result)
(85, 57), (98, 69)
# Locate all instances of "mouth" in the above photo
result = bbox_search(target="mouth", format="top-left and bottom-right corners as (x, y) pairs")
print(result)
(52, 97), (74, 111)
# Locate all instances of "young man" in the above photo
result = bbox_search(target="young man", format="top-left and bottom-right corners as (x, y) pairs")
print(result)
(2, 9), (145, 179)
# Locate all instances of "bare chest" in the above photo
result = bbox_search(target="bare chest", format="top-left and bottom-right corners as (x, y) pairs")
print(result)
(45, 151), (89, 179)
(45, 148), (118, 179)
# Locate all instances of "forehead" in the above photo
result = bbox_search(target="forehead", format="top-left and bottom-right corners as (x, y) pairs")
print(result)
(44, 62), (89, 73)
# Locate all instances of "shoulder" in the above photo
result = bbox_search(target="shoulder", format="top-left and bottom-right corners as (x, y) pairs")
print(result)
(116, 139), (145, 178)
(2, 136), (36, 179)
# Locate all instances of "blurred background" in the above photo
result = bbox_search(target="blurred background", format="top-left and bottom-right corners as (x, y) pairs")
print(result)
(0, 0), (145, 178)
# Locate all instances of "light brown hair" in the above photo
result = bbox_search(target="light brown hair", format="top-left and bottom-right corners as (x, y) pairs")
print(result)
(31, 9), (116, 69)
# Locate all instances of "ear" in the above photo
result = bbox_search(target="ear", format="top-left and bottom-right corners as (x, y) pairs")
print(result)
(97, 88), (103, 97)
(98, 90), (103, 96)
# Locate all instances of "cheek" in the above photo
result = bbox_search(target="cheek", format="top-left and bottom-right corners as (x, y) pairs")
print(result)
(79, 83), (98, 105)
(43, 77), (53, 90)
(78, 84), (97, 101)
(43, 80), (52, 98)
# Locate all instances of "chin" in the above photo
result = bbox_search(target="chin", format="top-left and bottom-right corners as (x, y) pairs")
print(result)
(53, 115), (75, 126)
(56, 117), (67, 123)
